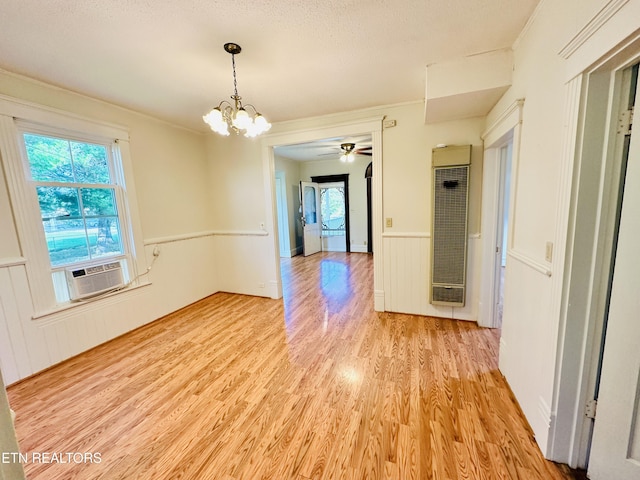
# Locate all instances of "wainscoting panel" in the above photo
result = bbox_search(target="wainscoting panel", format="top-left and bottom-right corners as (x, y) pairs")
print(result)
(0, 234), (219, 385)
(499, 255), (554, 449)
(383, 234), (430, 315)
(382, 234), (480, 321)
(213, 233), (277, 299)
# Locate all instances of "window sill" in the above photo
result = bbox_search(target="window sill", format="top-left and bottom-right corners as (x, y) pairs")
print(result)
(32, 280), (151, 321)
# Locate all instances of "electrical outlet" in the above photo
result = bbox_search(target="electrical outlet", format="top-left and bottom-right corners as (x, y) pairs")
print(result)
(545, 242), (553, 262)
(385, 218), (393, 228)
(152, 245), (161, 257)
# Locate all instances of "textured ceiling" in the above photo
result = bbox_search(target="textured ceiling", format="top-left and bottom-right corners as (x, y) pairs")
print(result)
(275, 135), (373, 162)
(0, 0), (539, 133)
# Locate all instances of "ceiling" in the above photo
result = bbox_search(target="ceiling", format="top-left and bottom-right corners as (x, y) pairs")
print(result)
(275, 135), (373, 162)
(0, 1), (539, 133)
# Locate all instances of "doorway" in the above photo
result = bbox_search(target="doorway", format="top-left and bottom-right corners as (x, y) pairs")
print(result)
(550, 54), (640, 474)
(479, 116), (520, 329)
(263, 119), (383, 306)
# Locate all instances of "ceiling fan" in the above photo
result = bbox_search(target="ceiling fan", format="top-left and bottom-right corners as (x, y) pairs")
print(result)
(339, 143), (372, 162)
(323, 142), (372, 162)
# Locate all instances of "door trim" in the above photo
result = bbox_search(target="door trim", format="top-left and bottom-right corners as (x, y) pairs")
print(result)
(311, 174), (350, 253)
(261, 117), (384, 306)
(479, 100), (523, 328)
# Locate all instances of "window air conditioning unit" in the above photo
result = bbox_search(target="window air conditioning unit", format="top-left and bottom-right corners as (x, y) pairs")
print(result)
(66, 261), (124, 301)
(430, 145), (471, 307)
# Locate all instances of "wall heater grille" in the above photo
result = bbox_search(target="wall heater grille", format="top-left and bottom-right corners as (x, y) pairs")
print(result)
(431, 145), (471, 307)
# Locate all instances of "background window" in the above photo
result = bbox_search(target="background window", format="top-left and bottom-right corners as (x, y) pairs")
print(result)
(320, 185), (345, 236)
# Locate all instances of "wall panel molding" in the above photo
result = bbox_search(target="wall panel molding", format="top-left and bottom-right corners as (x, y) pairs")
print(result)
(145, 230), (268, 245)
(558, 0), (630, 60)
(508, 249), (552, 277)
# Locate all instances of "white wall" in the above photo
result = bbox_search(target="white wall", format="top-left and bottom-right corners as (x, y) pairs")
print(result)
(274, 155), (302, 256)
(484, 0), (640, 456)
(0, 71), (219, 384)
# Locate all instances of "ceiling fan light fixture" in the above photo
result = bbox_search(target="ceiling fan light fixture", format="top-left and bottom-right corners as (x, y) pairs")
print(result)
(203, 43), (271, 138)
(340, 143), (356, 162)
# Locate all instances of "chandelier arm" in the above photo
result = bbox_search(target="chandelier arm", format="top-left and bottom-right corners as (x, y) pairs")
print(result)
(241, 104), (260, 115)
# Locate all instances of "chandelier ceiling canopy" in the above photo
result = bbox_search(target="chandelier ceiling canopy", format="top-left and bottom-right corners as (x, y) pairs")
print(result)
(202, 43), (271, 138)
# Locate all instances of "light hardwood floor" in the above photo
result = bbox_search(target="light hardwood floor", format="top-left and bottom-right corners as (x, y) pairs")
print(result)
(8, 252), (577, 479)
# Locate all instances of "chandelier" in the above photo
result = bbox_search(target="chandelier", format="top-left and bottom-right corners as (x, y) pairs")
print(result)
(202, 43), (271, 137)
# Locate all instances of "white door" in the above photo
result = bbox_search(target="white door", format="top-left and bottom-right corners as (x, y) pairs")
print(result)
(588, 72), (640, 479)
(300, 181), (321, 256)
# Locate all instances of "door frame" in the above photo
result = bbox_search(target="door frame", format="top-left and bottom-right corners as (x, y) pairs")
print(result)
(548, 22), (640, 468)
(311, 174), (350, 253)
(479, 100), (523, 328)
(261, 117), (384, 307)
(275, 172), (291, 257)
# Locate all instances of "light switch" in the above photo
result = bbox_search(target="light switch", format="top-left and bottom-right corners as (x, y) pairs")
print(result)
(545, 242), (553, 262)
(386, 218), (393, 228)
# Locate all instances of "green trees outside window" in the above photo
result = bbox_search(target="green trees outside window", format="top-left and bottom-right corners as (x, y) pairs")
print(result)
(23, 133), (124, 266)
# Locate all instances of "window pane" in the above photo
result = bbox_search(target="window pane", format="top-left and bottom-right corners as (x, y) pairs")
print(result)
(24, 134), (74, 182)
(321, 187), (345, 232)
(81, 188), (117, 216)
(36, 186), (81, 219)
(304, 185), (317, 224)
(70, 141), (111, 184)
(85, 217), (123, 259)
(43, 219), (90, 266)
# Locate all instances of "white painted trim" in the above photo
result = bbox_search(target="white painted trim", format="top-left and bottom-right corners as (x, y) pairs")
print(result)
(512, 0), (546, 51)
(382, 232), (430, 238)
(561, 1), (640, 81)
(558, 0), (630, 60)
(31, 282), (151, 322)
(508, 249), (552, 277)
(268, 280), (280, 300)
(380, 232), (479, 239)
(0, 257), (26, 268)
(479, 99), (524, 328)
(144, 230), (268, 245)
(482, 99), (525, 145)
(350, 244), (368, 253)
(539, 396), (552, 431)
(0, 93), (129, 140)
(374, 290), (385, 312)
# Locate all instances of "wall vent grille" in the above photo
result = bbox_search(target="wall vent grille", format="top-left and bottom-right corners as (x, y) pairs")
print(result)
(431, 145), (471, 307)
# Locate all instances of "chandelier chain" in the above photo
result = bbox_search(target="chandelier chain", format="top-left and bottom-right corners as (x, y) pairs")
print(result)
(231, 54), (239, 99)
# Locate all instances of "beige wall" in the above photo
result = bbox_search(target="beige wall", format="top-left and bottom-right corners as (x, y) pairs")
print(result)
(485, 0), (640, 456)
(0, 71), (219, 384)
(274, 155), (302, 255)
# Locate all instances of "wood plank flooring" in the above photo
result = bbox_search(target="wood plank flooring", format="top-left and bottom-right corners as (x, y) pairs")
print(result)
(7, 252), (578, 479)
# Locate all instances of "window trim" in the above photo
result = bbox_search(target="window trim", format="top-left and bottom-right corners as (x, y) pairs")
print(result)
(0, 94), (148, 317)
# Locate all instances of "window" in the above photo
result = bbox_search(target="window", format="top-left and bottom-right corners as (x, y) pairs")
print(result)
(23, 133), (124, 267)
(0, 97), (145, 315)
(320, 184), (346, 237)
